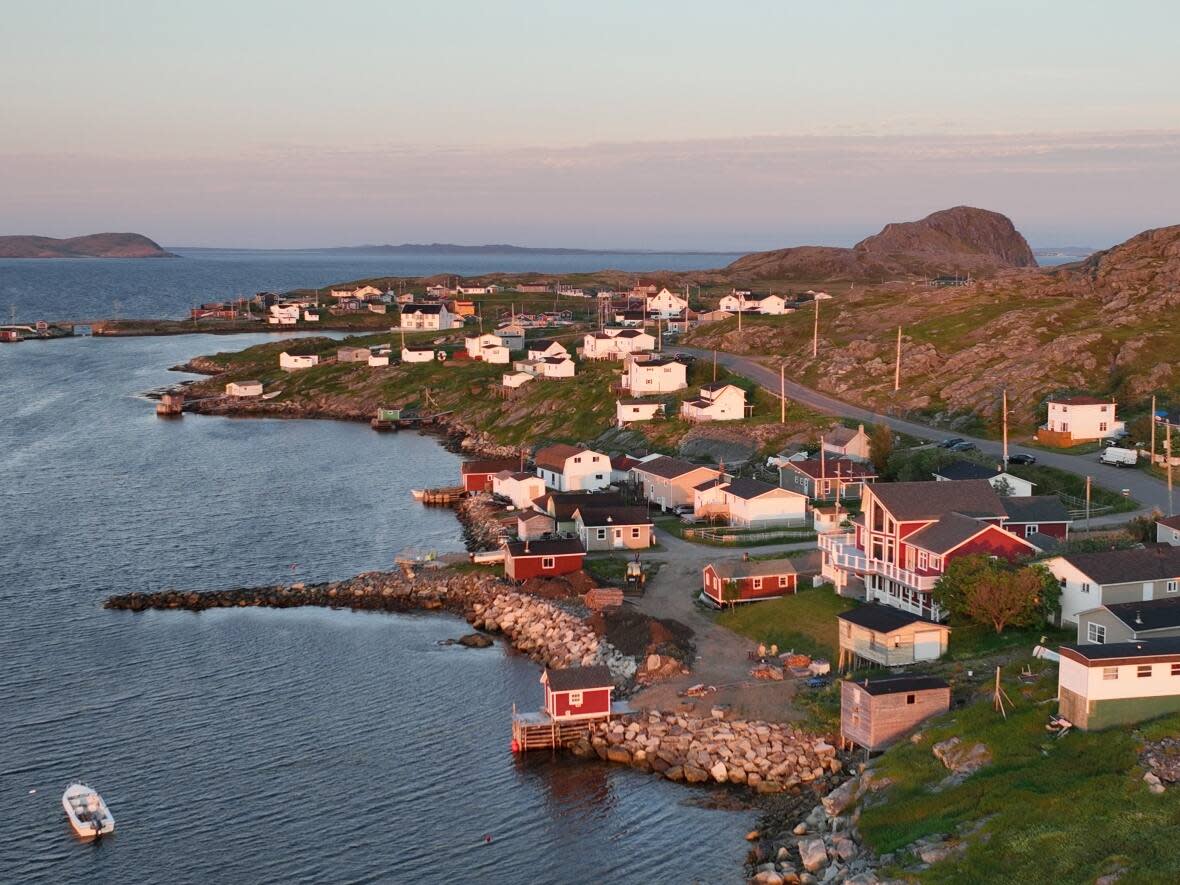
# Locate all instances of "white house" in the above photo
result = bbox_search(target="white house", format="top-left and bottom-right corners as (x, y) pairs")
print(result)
(534, 444), (611, 492)
(401, 347), (436, 363)
(456, 284), (500, 296)
(502, 371), (535, 389)
(1041, 395), (1125, 444)
(225, 380), (263, 397)
(1058, 639), (1180, 730)
(527, 339), (569, 361)
(582, 328), (656, 360)
(279, 352), (318, 371)
(1159, 515), (1180, 546)
(693, 477), (808, 527)
(620, 355), (687, 394)
(1046, 547), (1180, 626)
(932, 459), (1036, 497)
(515, 357), (576, 379)
(368, 352), (390, 367)
(645, 288), (689, 316)
(492, 470), (546, 510)
(822, 424), (872, 462)
(480, 343), (511, 364)
(268, 304), (300, 325)
(400, 303), (457, 331)
(302, 309), (320, 322)
(680, 383), (748, 422)
(337, 346), (371, 363)
(330, 285), (381, 300)
(718, 292), (789, 315)
(616, 399), (666, 426)
(496, 324), (525, 351)
(465, 333), (502, 359)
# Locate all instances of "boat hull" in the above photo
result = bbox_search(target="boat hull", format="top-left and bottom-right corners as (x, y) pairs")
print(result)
(62, 784), (115, 838)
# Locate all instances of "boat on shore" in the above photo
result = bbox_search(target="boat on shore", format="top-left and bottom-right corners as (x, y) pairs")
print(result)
(62, 783), (115, 838)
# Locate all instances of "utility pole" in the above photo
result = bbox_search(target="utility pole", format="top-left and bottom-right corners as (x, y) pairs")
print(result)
(1002, 389), (1009, 468)
(893, 325), (902, 392)
(812, 297), (819, 358)
(712, 349), (717, 383)
(1151, 395), (1157, 467)
(1085, 475), (1092, 532)
(1168, 422), (1174, 515)
(780, 362), (786, 424)
(820, 436), (827, 502)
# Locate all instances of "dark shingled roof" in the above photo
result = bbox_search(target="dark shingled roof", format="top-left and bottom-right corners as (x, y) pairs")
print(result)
(544, 665), (614, 691)
(838, 604), (946, 634)
(1060, 638), (1180, 662)
(934, 459), (1002, 482)
(505, 538), (585, 558)
(632, 455), (715, 480)
(1104, 599), (1180, 633)
(574, 506), (653, 527)
(1002, 495), (1071, 524)
(906, 512), (1000, 555)
(701, 382), (739, 392)
(825, 424), (863, 446)
(1158, 515), (1180, 531)
(1061, 546), (1180, 585)
(854, 676), (950, 696)
(787, 458), (876, 480)
(534, 491), (625, 520)
(708, 557), (798, 579)
(722, 477), (790, 500)
(534, 444), (589, 472)
(461, 458), (520, 475)
(1050, 395), (1114, 406)
(869, 479), (1006, 521)
(401, 303), (443, 314)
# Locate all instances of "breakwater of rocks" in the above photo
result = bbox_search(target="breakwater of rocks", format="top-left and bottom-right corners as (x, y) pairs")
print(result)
(455, 494), (512, 551)
(104, 569), (636, 683)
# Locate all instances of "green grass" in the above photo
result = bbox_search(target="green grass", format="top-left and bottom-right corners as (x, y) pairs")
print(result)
(1007, 463), (1139, 512)
(583, 554), (663, 586)
(858, 669), (1180, 884)
(715, 584), (855, 660)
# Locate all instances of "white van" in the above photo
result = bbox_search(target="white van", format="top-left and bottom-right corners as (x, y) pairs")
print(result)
(1099, 446), (1138, 467)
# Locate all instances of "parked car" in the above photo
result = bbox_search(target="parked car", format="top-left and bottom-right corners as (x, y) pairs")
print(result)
(940, 437), (966, 449)
(1007, 453), (1037, 465)
(949, 441), (978, 453)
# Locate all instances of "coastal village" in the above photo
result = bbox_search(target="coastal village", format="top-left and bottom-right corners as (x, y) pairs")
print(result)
(120, 261), (1180, 884)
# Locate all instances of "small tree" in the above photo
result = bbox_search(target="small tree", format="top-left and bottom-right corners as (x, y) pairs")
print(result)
(935, 556), (1061, 633)
(721, 579), (742, 610)
(868, 424), (894, 476)
(932, 554), (999, 620)
(991, 476), (1015, 497)
(1127, 510), (1164, 544)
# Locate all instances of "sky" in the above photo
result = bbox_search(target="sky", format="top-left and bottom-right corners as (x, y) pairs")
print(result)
(1, 0), (1178, 250)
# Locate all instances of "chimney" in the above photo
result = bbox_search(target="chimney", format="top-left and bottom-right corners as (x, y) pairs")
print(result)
(524, 540), (530, 554)
(1136, 610), (1144, 626)
(742, 551), (750, 561)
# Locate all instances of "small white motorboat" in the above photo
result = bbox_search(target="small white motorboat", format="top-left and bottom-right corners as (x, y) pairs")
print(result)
(62, 783), (115, 838)
(410, 489), (427, 501)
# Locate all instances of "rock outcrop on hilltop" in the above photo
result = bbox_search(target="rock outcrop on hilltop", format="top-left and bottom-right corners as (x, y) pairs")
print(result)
(725, 206), (1037, 281)
(1036, 223), (1180, 308)
(0, 232), (174, 258)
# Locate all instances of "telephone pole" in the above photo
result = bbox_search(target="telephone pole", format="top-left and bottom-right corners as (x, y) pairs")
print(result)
(1168, 422), (1174, 515)
(812, 298), (819, 358)
(893, 325), (902, 392)
(1151, 395), (1157, 467)
(1002, 389), (1009, 468)
(780, 363), (786, 424)
(1085, 475), (1092, 532)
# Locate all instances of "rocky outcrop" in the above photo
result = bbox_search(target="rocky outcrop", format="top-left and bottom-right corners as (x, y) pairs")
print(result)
(725, 207), (1036, 281)
(0, 232), (175, 259)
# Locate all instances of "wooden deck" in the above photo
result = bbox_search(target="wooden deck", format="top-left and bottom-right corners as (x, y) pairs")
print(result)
(512, 702), (634, 751)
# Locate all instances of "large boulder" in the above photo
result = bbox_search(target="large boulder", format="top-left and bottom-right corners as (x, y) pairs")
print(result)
(932, 737), (992, 776)
(821, 777), (859, 816)
(798, 838), (829, 873)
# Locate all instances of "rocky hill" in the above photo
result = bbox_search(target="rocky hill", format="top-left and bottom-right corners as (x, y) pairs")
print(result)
(0, 232), (174, 258)
(686, 222), (1180, 431)
(725, 207), (1037, 282)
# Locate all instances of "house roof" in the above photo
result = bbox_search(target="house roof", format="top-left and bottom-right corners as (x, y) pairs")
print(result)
(855, 676), (950, 697)
(401, 303), (444, 314)
(869, 479), (1006, 521)
(533, 491), (626, 520)
(934, 459), (1002, 482)
(610, 454), (641, 471)
(614, 329), (647, 339)
(824, 424), (864, 447)
(694, 476), (728, 491)
(502, 471), (539, 482)
(518, 511), (554, 525)
(618, 399), (662, 407)
(701, 382), (740, 393)
(632, 455), (716, 480)
(505, 538), (586, 558)
(838, 604), (946, 634)
(708, 557), (798, 579)
(634, 356), (682, 368)
(541, 356), (572, 365)
(1050, 395), (1114, 406)
(1002, 495), (1071, 524)
(1060, 638), (1180, 663)
(574, 506), (653, 527)
(722, 478), (790, 501)
(1158, 515), (1180, 531)
(534, 444), (588, 472)
(231, 379), (262, 387)
(787, 458), (877, 480)
(544, 665), (614, 691)
(1060, 546), (1180, 585)
(1103, 598), (1180, 633)
(461, 458), (519, 475)
(906, 512), (1001, 555)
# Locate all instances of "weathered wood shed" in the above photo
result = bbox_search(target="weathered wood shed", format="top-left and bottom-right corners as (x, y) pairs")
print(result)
(840, 675), (950, 752)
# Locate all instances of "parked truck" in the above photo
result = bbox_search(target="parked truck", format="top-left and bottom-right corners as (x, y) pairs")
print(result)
(1099, 446), (1138, 467)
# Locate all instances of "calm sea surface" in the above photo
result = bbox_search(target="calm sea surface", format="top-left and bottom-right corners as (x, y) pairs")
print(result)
(0, 248), (741, 324)
(0, 330), (753, 882)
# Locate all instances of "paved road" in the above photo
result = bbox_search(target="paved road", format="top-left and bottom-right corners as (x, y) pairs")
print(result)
(675, 346), (1174, 519)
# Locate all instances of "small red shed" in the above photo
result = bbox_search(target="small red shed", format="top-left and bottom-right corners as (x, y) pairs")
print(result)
(460, 458), (520, 493)
(541, 665), (615, 721)
(504, 538), (586, 581)
(702, 554), (798, 607)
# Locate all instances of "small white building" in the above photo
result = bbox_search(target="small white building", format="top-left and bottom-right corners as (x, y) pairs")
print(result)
(1041, 395), (1125, 444)
(302, 309), (320, 322)
(645, 288), (689, 316)
(456, 284), (500, 296)
(465, 333), (502, 359)
(718, 292), (789, 315)
(515, 357), (576, 379)
(527, 339), (569, 361)
(932, 460), (1036, 497)
(1159, 515), (1180, 546)
(268, 304), (300, 326)
(534, 444), (611, 492)
(337, 346), (371, 363)
(692, 477), (808, 527)
(582, 328), (656, 360)
(330, 285), (381, 300)
(621, 355), (687, 394)
(367, 352), (390, 367)
(480, 343), (511, 364)
(616, 399), (666, 426)
(492, 470), (546, 510)
(496, 324), (526, 351)
(401, 347), (436, 363)
(225, 380), (263, 397)
(400, 303), (457, 331)
(279, 352), (318, 371)
(502, 371), (535, 389)
(822, 424), (872, 462)
(1058, 639), (1180, 730)
(680, 383), (748, 422)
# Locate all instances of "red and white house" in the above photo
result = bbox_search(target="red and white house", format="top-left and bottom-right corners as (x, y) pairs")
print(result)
(503, 538), (586, 581)
(818, 479), (1038, 621)
(541, 665), (615, 721)
(702, 554), (799, 606)
(781, 457), (877, 501)
(460, 458), (520, 493)
(1000, 496), (1072, 542)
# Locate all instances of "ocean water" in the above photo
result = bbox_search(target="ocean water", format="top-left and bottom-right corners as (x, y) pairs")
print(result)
(0, 333), (754, 884)
(0, 248), (741, 324)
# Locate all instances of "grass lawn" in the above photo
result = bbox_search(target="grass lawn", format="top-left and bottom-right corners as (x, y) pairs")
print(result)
(859, 672), (1180, 884)
(943, 622), (1073, 662)
(583, 554), (663, 586)
(715, 584), (855, 660)
(1007, 463), (1139, 512)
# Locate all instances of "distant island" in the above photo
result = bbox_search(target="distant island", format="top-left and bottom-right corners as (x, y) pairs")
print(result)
(0, 232), (175, 259)
(313, 243), (730, 256)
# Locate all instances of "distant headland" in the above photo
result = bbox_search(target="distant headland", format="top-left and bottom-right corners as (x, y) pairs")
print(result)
(0, 232), (175, 259)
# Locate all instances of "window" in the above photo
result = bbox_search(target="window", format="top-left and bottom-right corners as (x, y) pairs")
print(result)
(631, 527), (641, 539)
(568, 690), (583, 706)
(1168, 581), (1178, 594)
(1103, 667), (1119, 680)
(541, 556), (555, 569)
(1172, 663), (1180, 677)
(596, 528), (607, 540)
(1025, 524), (1039, 537)
(752, 577), (763, 590)
(595, 474), (604, 481)
(779, 575), (790, 587)
(918, 551), (928, 570)
(1087, 623), (1106, 644)
(1138, 665), (1153, 678)
(574, 456), (582, 463)
(906, 694), (916, 705)
(1099, 422), (1108, 433)
(1081, 582), (1091, 594)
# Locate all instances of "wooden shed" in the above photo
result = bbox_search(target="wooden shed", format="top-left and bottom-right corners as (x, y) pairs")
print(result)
(840, 676), (950, 752)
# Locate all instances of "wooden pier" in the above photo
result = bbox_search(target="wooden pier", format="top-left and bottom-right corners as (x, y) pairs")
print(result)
(412, 486), (466, 505)
(511, 701), (633, 752)
(156, 392), (184, 417)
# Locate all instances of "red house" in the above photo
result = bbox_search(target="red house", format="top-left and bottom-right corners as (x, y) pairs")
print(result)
(460, 458), (520, 493)
(819, 479), (1037, 621)
(1000, 496), (1072, 542)
(503, 538), (586, 581)
(541, 665), (615, 721)
(702, 554), (799, 607)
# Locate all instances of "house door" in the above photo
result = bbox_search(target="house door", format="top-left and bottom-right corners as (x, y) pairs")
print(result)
(613, 528), (624, 549)
(914, 630), (942, 661)
(1145, 582), (1155, 601)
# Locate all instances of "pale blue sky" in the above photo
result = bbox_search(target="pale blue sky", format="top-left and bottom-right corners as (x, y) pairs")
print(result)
(1, 1), (1178, 248)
